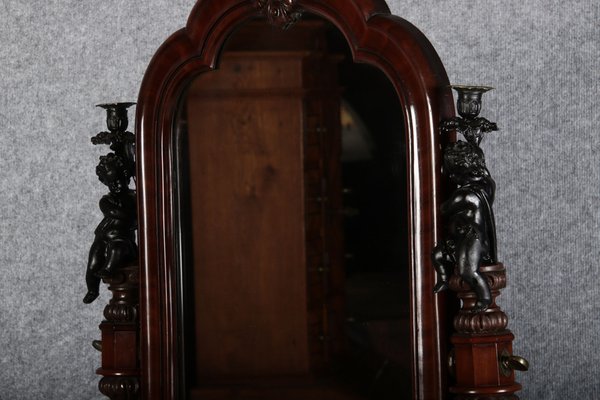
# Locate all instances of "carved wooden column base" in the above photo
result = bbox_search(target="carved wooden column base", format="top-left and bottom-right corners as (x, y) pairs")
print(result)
(96, 264), (140, 400)
(99, 376), (140, 400)
(450, 332), (521, 398)
(449, 263), (524, 399)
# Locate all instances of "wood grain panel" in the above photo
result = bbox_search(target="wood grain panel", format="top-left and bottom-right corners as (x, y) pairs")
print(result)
(187, 78), (309, 378)
(188, 63), (308, 380)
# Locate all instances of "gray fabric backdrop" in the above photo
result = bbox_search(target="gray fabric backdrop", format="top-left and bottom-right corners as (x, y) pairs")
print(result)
(0, 1), (597, 399)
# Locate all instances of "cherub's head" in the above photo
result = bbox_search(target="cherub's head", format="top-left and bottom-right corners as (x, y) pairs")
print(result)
(96, 153), (131, 194)
(443, 141), (488, 185)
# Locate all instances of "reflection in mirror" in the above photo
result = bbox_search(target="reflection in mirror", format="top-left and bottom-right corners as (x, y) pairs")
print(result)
(174, 15), (408, 400)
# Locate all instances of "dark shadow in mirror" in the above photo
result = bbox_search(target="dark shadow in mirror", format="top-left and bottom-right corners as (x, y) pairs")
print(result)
(174, 15), (409, 400)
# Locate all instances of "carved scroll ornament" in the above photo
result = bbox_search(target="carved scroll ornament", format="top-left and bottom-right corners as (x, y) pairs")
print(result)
(255, 0), (303, 29)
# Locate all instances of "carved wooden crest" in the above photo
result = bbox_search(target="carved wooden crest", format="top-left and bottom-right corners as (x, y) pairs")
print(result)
(255, 0), (303, 29)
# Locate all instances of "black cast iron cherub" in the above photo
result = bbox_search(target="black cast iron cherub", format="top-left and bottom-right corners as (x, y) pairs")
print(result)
(432, 141), (497, 312)
(433, 86), (498, 313)
(83, 103), (137, 304)
(83, 153), (138, 304)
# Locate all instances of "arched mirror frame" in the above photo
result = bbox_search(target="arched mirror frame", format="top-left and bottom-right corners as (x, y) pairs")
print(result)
(135, 0), (455, 398)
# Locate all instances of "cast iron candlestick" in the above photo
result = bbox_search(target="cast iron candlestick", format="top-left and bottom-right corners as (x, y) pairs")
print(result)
(85, 103), (140, 400)
(441, 85), (498, 146)
(434, 86), (528, 398)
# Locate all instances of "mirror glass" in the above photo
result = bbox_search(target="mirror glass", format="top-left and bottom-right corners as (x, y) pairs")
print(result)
(174, 15), (409, 399)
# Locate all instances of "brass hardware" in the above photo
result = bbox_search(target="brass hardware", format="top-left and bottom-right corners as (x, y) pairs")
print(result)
(92, 340), (103, 352)
(448, 348), (456, 378)
(499, 349), (529, 376)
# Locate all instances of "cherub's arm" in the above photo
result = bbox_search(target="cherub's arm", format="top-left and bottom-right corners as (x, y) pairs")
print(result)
(475, 117), (498, 133)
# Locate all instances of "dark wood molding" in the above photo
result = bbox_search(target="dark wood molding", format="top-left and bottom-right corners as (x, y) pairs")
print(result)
(96, 264), (141, 400)
(135, 1), (455, 399)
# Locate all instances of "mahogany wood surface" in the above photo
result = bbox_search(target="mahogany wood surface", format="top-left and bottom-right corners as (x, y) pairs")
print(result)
(448, 264), (523, 398)
(96, 264), (141, 399)
(135, 1), (454, 399)
(189, 378), (365, 400)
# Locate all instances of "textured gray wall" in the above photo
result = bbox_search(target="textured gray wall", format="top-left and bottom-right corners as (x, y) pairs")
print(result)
(0, 1), (597, 399)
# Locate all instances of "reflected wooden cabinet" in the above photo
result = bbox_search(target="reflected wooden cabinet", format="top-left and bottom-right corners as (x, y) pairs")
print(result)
(183, 40), (346, 387)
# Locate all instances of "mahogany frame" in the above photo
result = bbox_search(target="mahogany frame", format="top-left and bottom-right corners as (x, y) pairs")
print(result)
(135, 0), (455, 399)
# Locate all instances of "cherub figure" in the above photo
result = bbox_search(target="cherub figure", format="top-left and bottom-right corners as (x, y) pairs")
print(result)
(83, 153), (137, 304)
(432, 141), (497, 312)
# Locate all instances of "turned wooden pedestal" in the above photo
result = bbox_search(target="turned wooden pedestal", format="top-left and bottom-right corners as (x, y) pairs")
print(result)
(96, 264), (140, 400)
(449, 263), (523, 400)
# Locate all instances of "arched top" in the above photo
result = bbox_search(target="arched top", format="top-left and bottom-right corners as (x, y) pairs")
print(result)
(135, 1), (454, 399)
(137, 0), (452, 121)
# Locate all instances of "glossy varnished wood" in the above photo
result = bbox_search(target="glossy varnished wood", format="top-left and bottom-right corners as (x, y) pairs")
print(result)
(96, 264), (141, 399)
(135, 1), (454, 399)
